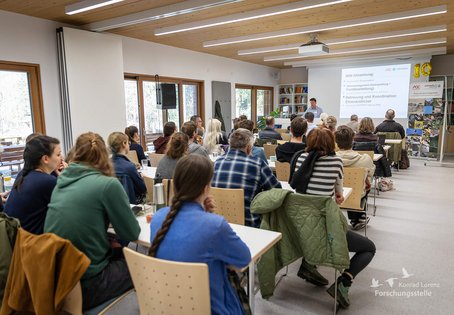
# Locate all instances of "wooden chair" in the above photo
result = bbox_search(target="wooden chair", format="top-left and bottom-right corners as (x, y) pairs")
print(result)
(123, 247), (211, 315)
(275, 128), (287, 135)
(263, 144), (278, 160)
(357, 151), (374, 160)
(275, 161), (290, 181)
(143, 175), (154, 203)
(340, 167), (368, 236)
(148, 153), (165, 167)
(163, 179), (175, 206)
(280, 133), (291, 141)
(209, 187), (245, 225)
(126, 150), (140, 168)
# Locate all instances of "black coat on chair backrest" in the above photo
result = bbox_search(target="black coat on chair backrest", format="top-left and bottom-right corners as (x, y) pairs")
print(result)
(352, 142), (392, 178)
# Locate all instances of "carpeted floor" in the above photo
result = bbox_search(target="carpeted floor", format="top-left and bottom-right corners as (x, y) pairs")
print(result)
(254, 159), (454, 315)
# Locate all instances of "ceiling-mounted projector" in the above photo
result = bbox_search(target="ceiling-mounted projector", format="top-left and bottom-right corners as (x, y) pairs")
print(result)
(298, 34), (329, 56)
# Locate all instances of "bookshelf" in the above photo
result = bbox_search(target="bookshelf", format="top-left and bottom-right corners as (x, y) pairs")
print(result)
(278, 83), (308, 118)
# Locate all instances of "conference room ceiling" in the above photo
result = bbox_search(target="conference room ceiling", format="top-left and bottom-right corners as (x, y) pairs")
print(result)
(1, 0), (453, 68)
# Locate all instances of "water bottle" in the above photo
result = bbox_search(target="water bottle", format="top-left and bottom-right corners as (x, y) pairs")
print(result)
(3, 171), (13, 192)
(153, 173), (165, 211)
(0, 173), (4, 193)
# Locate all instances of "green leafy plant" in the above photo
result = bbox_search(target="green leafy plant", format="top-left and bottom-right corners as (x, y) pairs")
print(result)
(256, 107), (281, 130)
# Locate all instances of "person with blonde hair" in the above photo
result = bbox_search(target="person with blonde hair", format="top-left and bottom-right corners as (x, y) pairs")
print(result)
(108, 131), (147, 204)
(156, 132), (189, 179)
(323, 115), (337, 133)
(203, 118), (228, 154)
(44, 132), (140, 310)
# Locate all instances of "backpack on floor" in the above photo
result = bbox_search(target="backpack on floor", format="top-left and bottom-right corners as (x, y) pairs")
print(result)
(378, 178), (394, 191)
(399, 149), (410, 169)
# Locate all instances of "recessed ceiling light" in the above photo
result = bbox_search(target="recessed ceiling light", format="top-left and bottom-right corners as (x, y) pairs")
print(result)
(203, 5), (447, 47)
(238, 25), (447, 56)
(66, 0), (124, 15)
(154, 0), (351, 36)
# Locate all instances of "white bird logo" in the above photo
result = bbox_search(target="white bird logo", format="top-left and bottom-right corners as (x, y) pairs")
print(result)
(385, 278), (398, 287)
(370, 278), (383, 288)
(402, 268), (414, 278)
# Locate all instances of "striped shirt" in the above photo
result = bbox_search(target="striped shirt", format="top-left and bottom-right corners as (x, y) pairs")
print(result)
(212, 149), (281, 228)
(293, 153), (343, 196)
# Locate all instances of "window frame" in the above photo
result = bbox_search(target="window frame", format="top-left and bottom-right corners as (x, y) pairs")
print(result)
(0, 60), (46, 135)
(235, 84), (274, 123)
(124, 73), (204, 148)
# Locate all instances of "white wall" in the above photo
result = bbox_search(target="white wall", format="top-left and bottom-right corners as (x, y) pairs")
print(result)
(0, 10), (65, 141)
(279, 67), (308, 84)
(63, 27), (125, 141)
(307, 59), (431, 127)
(121, 36), (280, 120)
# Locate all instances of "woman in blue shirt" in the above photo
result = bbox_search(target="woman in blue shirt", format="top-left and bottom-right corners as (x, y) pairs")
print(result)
(125, 125), (147, 163)
(108, 132), (147, 204)
(149, 154), (251, 315)
(4, 135), (61, 234)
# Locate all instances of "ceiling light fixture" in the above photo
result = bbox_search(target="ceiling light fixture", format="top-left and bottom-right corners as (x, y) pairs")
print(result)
(238, 25), (447, 56)
(66, 0), (124, 15)
(154, 0), (351, 36)
(85, 0), (243, 31)
(264, 38), (446, 62)
(285, 47), (447, 67)
(203, 5), (447, 47)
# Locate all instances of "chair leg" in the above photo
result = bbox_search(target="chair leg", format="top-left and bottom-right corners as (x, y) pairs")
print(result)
(364, 203), (368, 238)
(373, 177), (377, 216)
(333, 269), (338, 315)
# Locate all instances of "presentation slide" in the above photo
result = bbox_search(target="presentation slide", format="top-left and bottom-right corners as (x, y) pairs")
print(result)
(339, 64), (411, 118)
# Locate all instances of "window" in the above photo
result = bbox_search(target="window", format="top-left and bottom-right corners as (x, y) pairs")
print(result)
(124, 75), (204, 149)
(0, 61), (45, 144)
(235, 85), (274, 123)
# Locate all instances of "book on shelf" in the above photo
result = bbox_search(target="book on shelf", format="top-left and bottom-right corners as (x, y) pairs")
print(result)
(294, 95), (307, 104)
(279, 87), (293, 94)
(280, 97), (290, 104)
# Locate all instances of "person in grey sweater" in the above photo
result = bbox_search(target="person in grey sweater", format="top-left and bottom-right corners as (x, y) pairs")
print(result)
(181, 121), (209, 158)
(156, 132), (188, 179)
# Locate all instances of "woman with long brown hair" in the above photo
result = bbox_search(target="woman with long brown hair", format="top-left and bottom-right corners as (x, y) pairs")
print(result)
(149, 154), (251, 315)
(289, 128), (375, 309)
(156, 132), (188, 179)
(44, 132), (140, 310)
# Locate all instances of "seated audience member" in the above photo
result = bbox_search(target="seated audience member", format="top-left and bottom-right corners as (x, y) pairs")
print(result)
(44, 132), (140, 310)
(156, 132), (188, 179)
(125, 125), (147, 163)
(322, 115), (337, 133)
(236, 119), (267, 164)
(304, 111), (316, 135)
(203, 118), (228, 154)
(259, 117), (282, 140)
(0, 192), (7, 211)
(287, 114), (298, 132)
(153, 122), (176, 154)
(354, 117), (378, 143)
(149, 154), (251, 315)
(190, 115), (205, 138)
(346, 115), (360, 133)
(375, 109), (405, 139)
(4, 135), (61, 234)
(212, 129), (281, 227)
(181, 121), (209, 158)
(335, 126), (375, 230)
(289, 128), (376, 309)
(276, 117), (307, 163)
(108, 132), (147, 204)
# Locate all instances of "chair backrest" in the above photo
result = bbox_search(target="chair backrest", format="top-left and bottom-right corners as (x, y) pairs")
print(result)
(163, 179), (175, 205)
(340, 167), (366, 211)
(123, 248), (211, 315)
(275, 161), (291, 181)
(280, 133), (291, 141)
(275, 128), (287, 135)
(209, 187), (245, 225)
(263, 144), (278, 159)
(376, 132), (402, 163)
(148, 153), (165, 167)
(126, 150), (140, 167)
(357, 151), (374, 160)
(143, 175), (154, 203)
(62, 282), (83, 315)
(254, 138), (277, 147)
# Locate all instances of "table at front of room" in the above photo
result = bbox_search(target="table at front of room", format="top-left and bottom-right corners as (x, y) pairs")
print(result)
(110, 215), (282, 314)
